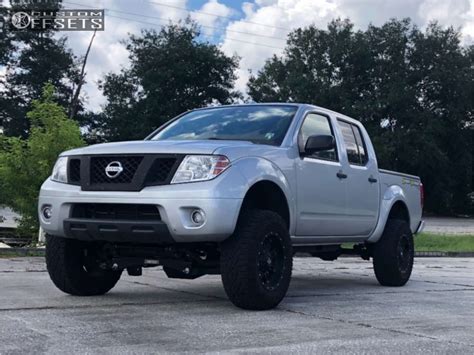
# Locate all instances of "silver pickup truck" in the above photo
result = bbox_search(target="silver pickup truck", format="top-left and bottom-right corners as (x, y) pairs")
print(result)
(39, 103), (424, 310)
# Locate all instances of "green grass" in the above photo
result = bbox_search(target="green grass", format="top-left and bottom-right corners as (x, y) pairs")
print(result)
(415, 233), (474, 252)
(342, 233), (474, 253)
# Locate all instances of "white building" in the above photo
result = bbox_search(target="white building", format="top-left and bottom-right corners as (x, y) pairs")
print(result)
(0, 207), (19, 229)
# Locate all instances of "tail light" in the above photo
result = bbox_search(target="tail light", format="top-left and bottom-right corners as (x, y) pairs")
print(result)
(420, 182), (424, 210)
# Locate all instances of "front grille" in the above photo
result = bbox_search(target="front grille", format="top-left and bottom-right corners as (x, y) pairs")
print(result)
(146, 157), (177, 185)
(90, 156), (143, 184)
(66, 154), (182, 191)
(69, 159), (81, 184)
(71, 203), (161, 221)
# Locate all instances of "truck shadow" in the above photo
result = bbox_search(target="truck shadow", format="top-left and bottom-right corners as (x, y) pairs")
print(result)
(112, 269), (391, 304)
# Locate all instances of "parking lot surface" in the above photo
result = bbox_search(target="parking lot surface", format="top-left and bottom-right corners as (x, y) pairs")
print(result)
(0, 257), (473, 354)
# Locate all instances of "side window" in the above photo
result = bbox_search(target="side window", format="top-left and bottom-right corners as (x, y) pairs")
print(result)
(337, 120), (367, 165)
(352, 125), (368, 165)
(300, 113), (337, 161)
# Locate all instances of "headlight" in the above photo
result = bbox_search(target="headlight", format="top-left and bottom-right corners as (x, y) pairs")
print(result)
(51, 157), (68, 183)
(171, 155), (230, 184)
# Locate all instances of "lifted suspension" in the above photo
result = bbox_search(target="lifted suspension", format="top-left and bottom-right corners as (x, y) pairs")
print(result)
(97, 242), (221, 279)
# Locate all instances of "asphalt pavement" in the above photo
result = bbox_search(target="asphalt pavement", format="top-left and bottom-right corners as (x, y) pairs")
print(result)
(0, 257), (473, 354)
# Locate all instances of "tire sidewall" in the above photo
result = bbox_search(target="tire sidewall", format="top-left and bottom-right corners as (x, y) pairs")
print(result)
(373, 219), (414, 286)
(221, 210), (293, 310)
(252, 215), (292, 303)
(46, 235), (121, 296)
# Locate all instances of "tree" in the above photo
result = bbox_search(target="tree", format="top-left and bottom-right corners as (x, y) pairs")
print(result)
(248, 19), (473, 215)
(98, 21), (240, 141)
(0, 0), (84, 138)
(0, 83), (84, 237)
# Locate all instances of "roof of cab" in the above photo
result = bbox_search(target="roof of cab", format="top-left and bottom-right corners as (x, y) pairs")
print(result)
(191, 102), (361, 125)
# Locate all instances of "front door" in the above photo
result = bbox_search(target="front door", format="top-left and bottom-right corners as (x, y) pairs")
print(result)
(295, 113), (347, 236)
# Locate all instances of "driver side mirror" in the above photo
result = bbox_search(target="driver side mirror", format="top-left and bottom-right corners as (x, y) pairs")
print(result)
(302, 135), (335, 156)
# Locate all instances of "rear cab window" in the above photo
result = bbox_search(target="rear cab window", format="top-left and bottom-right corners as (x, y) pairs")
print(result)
(337, 120), (368, 165)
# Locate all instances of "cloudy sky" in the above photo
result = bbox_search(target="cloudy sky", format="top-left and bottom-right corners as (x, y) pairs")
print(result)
(54, 0), (474, 111)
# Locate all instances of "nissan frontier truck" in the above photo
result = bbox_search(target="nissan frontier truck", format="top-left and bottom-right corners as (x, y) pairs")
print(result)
(39, 103), (424, 310)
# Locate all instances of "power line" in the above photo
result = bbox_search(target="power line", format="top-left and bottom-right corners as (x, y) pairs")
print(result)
(146, 0), (292, 32)
(105, 13), (285, 50)
(63, 1), (287, 42)
(62, 1), (286, 50)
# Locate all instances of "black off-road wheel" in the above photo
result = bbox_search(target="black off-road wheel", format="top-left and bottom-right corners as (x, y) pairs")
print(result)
(372, 219), (414, 286)
(220, 210), (292, 310)
(46, 235), (122, 296)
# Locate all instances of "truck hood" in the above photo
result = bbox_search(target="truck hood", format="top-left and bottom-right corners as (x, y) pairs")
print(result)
(61, 140), (255, 156)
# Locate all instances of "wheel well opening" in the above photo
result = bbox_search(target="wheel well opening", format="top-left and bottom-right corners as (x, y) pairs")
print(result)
(241, 181), (290, 229)
(388, 201), (410, 224)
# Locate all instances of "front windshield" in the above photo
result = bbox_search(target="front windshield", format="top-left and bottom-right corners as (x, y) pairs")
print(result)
(151, 105), (298, 146)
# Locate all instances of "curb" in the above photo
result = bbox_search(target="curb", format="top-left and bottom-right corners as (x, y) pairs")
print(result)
(415, 251), (474, 257)
(293, 252), (474, 258)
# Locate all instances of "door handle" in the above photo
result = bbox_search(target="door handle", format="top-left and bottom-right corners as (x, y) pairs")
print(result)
(336, 171), (348, 179)
(368, 176), (378, 183)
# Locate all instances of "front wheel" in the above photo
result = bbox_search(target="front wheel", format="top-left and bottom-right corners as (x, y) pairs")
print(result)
(372, 219), (414, 286)
(46, 235), (122, 296)
(220, 210), (293, 310)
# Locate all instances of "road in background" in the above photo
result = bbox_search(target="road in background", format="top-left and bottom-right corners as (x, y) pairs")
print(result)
(1, 257), (473, 353)
(424, 217), (474, 235)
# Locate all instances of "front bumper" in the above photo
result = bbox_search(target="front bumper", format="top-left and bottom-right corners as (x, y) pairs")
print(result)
(38, 176), (245, 243)
(63, 218), (174, 244)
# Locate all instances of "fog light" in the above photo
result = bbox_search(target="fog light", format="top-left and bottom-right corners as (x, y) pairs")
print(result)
(191, 210), (205, 225)
(42, 205), (53, 220)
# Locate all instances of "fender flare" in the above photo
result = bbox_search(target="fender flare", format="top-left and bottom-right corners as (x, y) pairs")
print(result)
(367, 185), (411, 243)
(232, 157), (296, 235)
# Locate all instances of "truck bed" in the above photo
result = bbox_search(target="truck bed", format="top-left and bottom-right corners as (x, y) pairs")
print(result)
(379, 169), (422, 234)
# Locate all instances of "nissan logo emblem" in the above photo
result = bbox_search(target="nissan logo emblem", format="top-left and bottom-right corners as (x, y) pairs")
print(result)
(105, 161), (123, 179)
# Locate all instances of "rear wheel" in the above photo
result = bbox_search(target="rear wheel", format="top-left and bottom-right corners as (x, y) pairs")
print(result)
(46, 235), (121, 296)
(372, 219), (414, 286)
(220, 210), (292, 310)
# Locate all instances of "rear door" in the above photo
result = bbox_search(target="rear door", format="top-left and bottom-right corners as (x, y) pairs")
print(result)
(295, 112), (347, 236)
(337, 120), (379, 236)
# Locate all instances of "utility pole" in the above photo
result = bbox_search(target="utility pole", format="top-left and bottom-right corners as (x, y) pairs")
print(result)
(69, 29), (97, 119)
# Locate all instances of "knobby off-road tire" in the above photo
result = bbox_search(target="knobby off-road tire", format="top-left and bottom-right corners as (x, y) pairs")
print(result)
(220, 210), (293, 310)
(46, 235), (122, 296)
(373, 219), (414, 286)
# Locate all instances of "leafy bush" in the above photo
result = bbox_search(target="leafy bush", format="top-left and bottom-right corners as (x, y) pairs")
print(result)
(0, 83), (84, 238)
